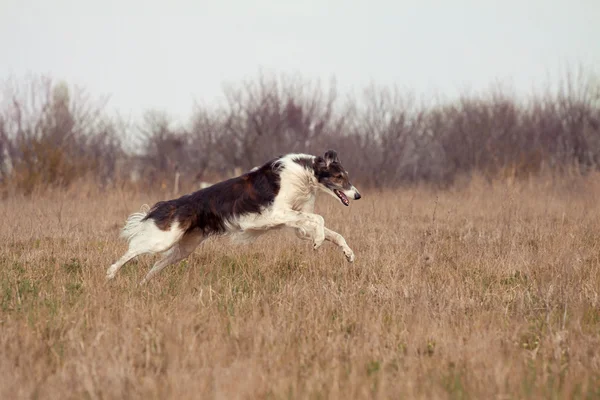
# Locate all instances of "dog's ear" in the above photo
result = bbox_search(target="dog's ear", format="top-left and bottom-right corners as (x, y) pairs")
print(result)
(314, 156), (327, 171)
(324, 150), (339, 166)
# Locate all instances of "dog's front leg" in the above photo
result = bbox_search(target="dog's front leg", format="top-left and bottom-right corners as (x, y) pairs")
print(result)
(276, 211), (325, 249)
(324, 227), (355, 262)
(293, 217), (325, 249)
(307, 214), (325, 250)
(241, 210), (325, 248)
(304, 213), (325, 249)
(270, 210), (325, 249)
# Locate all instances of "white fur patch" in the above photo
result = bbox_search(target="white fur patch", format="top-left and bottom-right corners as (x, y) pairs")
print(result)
(120, 204), (151, 242)
(273, 154), (319, 211)
(107, 216), (186, 281)
(343, 186), (360, 199)
(125, 216), (185, 254)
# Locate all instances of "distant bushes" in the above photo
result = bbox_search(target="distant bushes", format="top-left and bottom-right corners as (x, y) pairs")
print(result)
(1, 69), (599, 194)
(0, 76), (123, 194)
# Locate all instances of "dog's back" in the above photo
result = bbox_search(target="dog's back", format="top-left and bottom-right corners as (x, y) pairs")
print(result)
(144, 157), (281, 236)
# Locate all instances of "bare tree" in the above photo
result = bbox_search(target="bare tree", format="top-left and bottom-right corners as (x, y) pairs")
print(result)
(1, 68), (599, 193)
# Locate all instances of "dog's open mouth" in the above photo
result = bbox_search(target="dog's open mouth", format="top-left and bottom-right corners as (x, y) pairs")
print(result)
(334, 189), (349, 206)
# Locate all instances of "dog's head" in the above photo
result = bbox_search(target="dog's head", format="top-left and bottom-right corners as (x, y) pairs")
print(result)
(313, 150), (361, 206)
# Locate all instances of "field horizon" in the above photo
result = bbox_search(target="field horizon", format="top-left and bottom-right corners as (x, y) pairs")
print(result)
(1, 175), (600, 399)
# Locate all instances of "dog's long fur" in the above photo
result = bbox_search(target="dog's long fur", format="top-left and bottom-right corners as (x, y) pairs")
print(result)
(107, 150), (361, 285)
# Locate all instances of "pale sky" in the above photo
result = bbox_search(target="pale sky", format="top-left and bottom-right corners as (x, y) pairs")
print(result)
(1, 0), (598, 121)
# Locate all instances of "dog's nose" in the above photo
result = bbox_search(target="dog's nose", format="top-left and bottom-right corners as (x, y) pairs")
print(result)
(354, 192), (361, 200)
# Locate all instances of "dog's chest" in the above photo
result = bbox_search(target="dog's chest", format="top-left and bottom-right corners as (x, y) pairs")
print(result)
(275, 176), (317, 212)
(289, 191), (316, 212)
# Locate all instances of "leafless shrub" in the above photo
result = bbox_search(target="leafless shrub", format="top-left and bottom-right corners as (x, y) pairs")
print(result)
(188, 107), (222, 183)
(135, 111), (185, 188)
(219, 72), (340, 169)
(345, 85), (438, 186)
(0, 75), (122, 194)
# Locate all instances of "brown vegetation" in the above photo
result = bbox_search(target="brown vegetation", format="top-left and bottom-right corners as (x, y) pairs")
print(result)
(1, 69), (599, 398)
(1, 176), (599, 398)
(0, 76), (124, 194)
(1, 69), (599, 195)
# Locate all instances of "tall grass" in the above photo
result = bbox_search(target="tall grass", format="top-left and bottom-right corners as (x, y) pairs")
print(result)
(1, 175), (599, 399)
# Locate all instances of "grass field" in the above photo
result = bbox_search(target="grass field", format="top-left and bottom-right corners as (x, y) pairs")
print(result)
(1, 177), (600, 399)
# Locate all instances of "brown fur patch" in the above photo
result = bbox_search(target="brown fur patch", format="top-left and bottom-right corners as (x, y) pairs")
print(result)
(144, 157), (281, 236)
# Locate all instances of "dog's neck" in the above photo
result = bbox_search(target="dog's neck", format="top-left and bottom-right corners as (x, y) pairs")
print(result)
(275, 154), (319, 211)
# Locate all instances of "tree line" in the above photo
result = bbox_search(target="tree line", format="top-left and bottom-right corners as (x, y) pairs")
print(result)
(1, 70), (598, 195)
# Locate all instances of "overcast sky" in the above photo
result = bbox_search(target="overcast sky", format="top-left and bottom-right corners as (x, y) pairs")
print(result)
(1, 0), (598, 121)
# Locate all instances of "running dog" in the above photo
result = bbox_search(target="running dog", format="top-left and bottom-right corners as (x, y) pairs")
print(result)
(106, 150), (361, 285)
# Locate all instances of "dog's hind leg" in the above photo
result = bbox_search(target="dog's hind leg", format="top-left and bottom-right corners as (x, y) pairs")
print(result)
(137, 247), (180, 286)
(106, 249), (147, 280)
(106, 220), (186, 281)
(139, 230), (204, 286)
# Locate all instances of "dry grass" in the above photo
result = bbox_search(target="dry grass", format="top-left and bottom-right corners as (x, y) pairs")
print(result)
(1, 177), (600, 399)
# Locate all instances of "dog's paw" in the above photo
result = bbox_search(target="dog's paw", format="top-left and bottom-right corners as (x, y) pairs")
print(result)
(344, 248), (355, 263)
(313, 239), (324, 250)
(106, 266), (117, 280)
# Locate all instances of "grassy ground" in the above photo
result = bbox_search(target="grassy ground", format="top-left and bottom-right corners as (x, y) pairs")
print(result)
(1, 177), (600, 399)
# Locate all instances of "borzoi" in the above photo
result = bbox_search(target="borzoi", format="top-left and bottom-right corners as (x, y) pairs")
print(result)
(106, 150), (361, 285)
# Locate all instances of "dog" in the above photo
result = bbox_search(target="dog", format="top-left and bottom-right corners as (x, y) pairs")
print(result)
(106, 150), (361, 285)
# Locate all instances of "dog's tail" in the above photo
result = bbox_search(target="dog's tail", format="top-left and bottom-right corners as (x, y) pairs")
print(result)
(120, 204), (151, 243)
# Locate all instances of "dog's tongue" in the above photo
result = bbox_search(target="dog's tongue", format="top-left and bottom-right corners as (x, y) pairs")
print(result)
(337, 190), (349, 206)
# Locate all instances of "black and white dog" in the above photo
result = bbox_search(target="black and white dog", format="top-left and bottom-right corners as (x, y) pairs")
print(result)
(106, 150), (361, 285)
